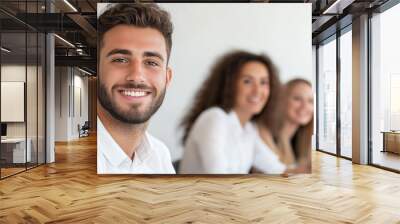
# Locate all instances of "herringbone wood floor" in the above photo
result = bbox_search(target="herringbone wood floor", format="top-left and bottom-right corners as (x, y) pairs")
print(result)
(0, 135), (400, 223)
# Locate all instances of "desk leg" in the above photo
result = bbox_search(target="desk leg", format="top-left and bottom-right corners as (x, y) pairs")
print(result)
(382, 133), (386, 153)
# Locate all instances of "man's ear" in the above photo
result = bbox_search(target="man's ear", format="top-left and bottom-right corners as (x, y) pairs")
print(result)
(166, 67), (173, 87)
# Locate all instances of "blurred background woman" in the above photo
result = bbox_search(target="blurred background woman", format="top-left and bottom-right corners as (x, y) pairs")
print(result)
(258, 78), (314, 173)
(178, 50), (285, 174)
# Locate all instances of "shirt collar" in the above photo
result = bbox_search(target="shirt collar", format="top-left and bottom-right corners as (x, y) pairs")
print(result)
(134, 133), (152, 164)
(228, 110), (253, 134)
(97, 117), (151, 167)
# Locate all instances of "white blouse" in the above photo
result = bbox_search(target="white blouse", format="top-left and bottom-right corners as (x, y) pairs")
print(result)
(179, 107), (286, 174)
(97, 118), (175, 174)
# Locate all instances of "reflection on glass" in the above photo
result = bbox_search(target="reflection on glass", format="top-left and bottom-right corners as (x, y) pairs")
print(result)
(340, 30), (352, 158)
(318, 37), (337, 154)
(1, 31), (28, 177)
(371, 3), (400, 171)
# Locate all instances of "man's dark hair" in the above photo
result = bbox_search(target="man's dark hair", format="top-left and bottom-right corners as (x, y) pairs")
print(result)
(98, 3), (173, 61)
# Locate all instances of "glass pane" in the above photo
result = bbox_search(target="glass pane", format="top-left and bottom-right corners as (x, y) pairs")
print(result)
(1, 31), (27, 177)
(371, 3), (400, 171)
(27, 31), (38, 169)
(27, 0), (38, 169)
(340, 29), (352, 158)
(38, 32), (45, 165)
(318, 37), (337, 154)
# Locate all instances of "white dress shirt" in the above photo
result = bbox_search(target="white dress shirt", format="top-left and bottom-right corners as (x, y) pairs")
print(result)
(97, 118), (175, 174)
(179, 107), (286, 174)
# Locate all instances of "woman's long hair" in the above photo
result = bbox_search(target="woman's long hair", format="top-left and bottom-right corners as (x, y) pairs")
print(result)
(180, 50), (281, 144)
(278, 79), (314, 170)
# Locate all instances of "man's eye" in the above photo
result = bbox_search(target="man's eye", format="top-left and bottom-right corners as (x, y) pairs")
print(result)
(145, 60), (160, 67)
(112, 58), (129, 63)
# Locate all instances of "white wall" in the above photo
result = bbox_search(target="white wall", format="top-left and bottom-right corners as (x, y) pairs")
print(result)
(1, 65), (39, 138)
(1, 66), (25, 125)
(1, 65), (26, 140)
(54, 67), (89, 141)
(98, 3), (312, 161)
(1, 82), (25, 122)
(72, 73), (89, 138)
(1, 64), (46, 163)
(55, 66), (68, 141)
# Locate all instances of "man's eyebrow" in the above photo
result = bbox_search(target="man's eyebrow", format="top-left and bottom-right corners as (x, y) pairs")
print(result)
(144, 51), (165, 62)
(106, 49), (132, 57)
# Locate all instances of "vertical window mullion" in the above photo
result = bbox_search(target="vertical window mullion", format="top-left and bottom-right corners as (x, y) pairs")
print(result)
(316, 44), (320, 150)
(0, 23), (2, 179)
(25, 0), (28, 171)
(337, 29), (341, 157)
(36, 0), (39, 167)
(367, 11), (373, 165)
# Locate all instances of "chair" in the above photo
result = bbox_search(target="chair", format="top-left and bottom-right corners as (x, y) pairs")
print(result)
(78, 121), (90, 138)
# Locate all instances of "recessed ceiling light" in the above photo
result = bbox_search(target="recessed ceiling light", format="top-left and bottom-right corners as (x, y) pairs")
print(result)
(322, 0), (354, 15)
(54, 34), (75, 48)
(63, 0), (78, 12)
(1, 47), (11, 53)
(77, 67), (93, 76)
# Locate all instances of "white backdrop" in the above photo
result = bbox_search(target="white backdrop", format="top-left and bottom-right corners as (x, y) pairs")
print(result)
(98, 3), (312, 161)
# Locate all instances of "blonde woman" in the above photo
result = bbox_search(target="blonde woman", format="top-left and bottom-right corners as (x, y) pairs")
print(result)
(258, 79), (314, 173)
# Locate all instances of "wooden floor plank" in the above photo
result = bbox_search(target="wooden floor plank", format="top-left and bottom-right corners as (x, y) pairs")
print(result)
(0, 135), (399, 223)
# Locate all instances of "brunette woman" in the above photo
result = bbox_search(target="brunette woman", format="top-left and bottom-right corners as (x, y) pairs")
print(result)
(179, 50), (285, 174)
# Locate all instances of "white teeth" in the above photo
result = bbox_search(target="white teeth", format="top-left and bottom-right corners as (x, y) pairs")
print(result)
(249, 97), (260, 103)
(122, 90), (147, 97)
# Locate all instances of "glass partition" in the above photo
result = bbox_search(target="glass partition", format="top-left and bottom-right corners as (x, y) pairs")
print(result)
(27, 31), (38, 169)
(0, 0), (46, 179)
(1, 31), (28, 177)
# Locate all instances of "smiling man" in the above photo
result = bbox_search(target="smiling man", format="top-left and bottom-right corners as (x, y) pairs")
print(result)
(97, 3), (175, 174)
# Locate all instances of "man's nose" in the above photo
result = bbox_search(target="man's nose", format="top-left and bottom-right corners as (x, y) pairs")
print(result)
(126, 59), (145, 82)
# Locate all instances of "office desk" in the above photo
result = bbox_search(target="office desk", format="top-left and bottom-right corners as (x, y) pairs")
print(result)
(1, 138), (31, 163)
(381, 131), (400, 154)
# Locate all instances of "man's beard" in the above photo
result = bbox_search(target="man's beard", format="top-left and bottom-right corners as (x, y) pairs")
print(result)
(98, 81), (166, 124)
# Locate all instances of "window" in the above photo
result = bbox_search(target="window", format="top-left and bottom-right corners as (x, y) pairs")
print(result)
(339, 29), (352, 158)
(317, 36), (337, 154)
(370, 2), (400, 171)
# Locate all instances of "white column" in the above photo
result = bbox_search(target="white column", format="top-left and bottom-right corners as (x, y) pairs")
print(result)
(352, 14), (369, 164)
(45, 1), (56, 163)
(46, 32), (55, 163)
